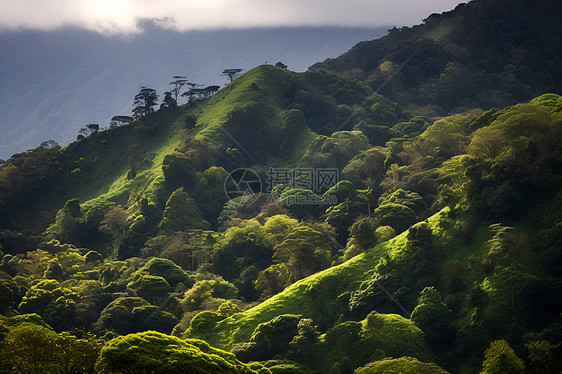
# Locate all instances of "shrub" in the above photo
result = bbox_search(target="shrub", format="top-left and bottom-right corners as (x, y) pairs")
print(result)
(97, 331), (269, 374)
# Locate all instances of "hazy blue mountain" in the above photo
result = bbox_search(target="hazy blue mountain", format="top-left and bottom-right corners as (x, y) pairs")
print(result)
(0, 24), (386, 159)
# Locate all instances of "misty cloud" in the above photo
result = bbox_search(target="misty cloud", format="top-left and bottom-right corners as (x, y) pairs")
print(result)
(1, 0), (465, 34)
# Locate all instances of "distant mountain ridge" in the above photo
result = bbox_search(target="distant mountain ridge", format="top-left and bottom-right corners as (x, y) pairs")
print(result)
(311, 0), (562, 115)
(0, 25), (386, 159)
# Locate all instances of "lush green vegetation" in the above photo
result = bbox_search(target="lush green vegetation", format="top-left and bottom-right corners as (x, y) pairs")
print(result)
(1, 1), (562, 372)
(312, 0), (562, 116)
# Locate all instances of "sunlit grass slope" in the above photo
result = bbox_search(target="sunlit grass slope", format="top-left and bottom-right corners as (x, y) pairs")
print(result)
(192, 207), (467, 349)
(194, 65), (316, 164)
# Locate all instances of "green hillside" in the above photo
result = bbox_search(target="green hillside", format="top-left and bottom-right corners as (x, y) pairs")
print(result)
(312, 0), (562, 115)
(2, 1), (562, 373)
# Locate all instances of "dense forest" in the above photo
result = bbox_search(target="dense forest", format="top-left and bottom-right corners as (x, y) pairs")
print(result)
(1, 0), (562, 373)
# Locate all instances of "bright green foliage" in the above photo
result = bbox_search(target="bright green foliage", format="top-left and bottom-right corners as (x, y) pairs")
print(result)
(361, 311), (430, 360)
(381, 189), (428, 216)
(479, 339), (524, 374)
(0, 323), (59, 374)
(0, 323), (103, 374)
(354, 356), (449, 374)
(255, 263), (291, 298)
(18, 280), (77, 332)
(261, 215), (299, 248)
(127, 274), (172, 303)
(217, 300), (242, 318)
(273, 224), (336, 282)
(96, 297), (178, 335)
(419, 115), (470, 159)
(97, 331), (270, 374)
(323, 180), (357, 203)
(301, 131), (370, 170)
(189, 311), (224, 335)
(160, 187), (210, 234)
(181, 277), (238, 312)
(137, 257), (190, 287)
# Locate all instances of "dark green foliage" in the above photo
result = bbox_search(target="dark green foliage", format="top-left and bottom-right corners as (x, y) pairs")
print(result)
(323, 199), (365, 241)
(234, 314), (302, 361)
(0, 278), (18, 314)
(342, 148), (387, 189)
(278, 189), (325, 220)
(273, 223), (337, 283)
(287, 318), (319, 361)
(410, 287), (454, 352)
(312, 0), (562, 113)
(96, 297), (178, 335)
(0, 146), (59, 229)
(346, 216), (379, 254)
(301, 131), (370, 170)
(159, 188), (210, 234)
(407, 222), (433, 268)
(84, 250), (103, 264)
(117, 199), (161, 259)
(44, 198), (83, 246)
(374, 203), (417, 233)
(382, 189), (428, 216)
(133, 87), (159, 118)
(189, 310), (223, 335)
(138, 257), (190, 287)
(162, 154), (198, 191)
(18, 280), (77, 332)
(127, 274), (172, 303)
(323, 180), (357, 203)
(193, 166), (230, 227)
(1, 34), (562, 374)
(97, 331), (269, 374)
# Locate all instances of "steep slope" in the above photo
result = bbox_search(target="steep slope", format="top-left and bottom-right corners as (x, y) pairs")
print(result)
(312, 0), (562, 115)
(193, 65), (316, 164)
(0, 26), (387, 160)
(189, 94), (562, 373)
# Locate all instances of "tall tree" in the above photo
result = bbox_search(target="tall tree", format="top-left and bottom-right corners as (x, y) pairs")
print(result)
(77, 124), (99, 140)
(132, 87), (159, 118)
(169, 75), (188, 102)
(221, 68), (243, 82)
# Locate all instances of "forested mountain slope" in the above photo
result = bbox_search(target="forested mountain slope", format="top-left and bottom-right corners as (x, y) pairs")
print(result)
(1, 0), (562, 372)
(312, 0), (562, 115)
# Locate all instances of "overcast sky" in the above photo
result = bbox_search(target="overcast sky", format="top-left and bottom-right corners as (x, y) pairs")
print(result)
(1, 0), (466, 34)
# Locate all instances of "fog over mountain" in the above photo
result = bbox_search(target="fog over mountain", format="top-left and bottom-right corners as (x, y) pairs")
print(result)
(0, 25), (386, 159)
